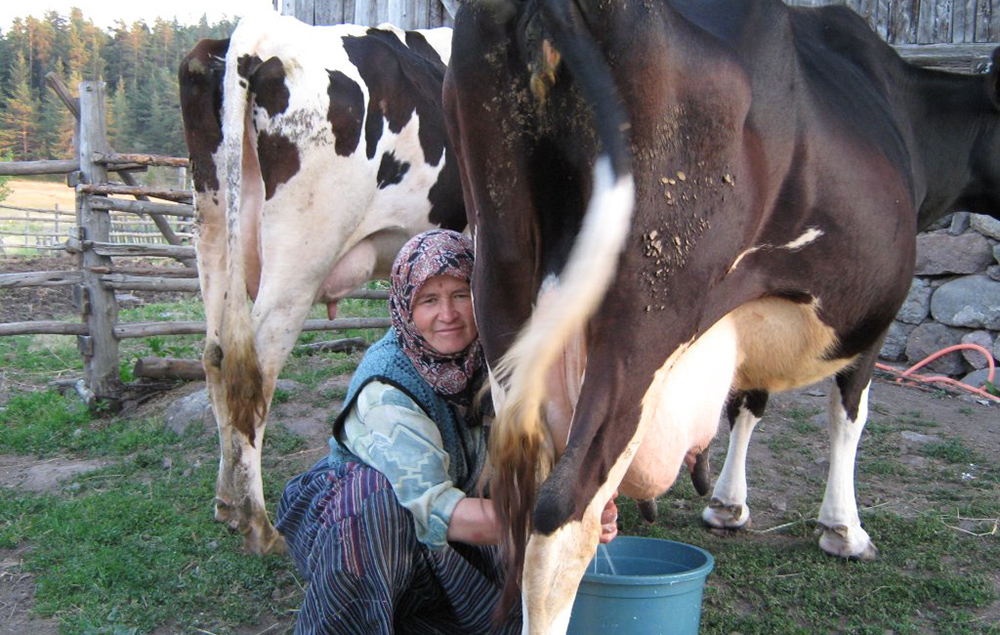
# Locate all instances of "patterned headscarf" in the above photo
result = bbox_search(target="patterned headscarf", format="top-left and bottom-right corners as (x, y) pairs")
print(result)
(389, 229), (483, 401)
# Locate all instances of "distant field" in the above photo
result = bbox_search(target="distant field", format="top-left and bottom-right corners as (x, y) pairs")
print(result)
(2, 178), (77, 212)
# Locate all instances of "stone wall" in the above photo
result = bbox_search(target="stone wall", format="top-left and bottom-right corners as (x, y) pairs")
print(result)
(880, 213), (1000, 387)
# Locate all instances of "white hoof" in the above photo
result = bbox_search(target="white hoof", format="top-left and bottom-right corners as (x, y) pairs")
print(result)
(702, 497), (750, 529)
(818, 523), (878, 560)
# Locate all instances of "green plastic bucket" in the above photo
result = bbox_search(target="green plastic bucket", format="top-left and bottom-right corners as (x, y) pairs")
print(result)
(566, 536), (714, 635)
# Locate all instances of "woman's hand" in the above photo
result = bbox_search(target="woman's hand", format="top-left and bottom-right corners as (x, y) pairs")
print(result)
(599, 493), (619, 544)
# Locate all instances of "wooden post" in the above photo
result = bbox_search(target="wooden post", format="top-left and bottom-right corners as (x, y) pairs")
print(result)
(77, 80), (123, 406)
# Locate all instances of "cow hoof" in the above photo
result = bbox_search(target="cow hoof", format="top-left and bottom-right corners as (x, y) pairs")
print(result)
(243, 525), (287, 555)
(817, 523), (878, 561)
(701, 498), (750, 529)
(214, 497), (236, 524)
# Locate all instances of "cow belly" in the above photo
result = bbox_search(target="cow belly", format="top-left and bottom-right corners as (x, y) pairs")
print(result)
(731, 297), (856, 393)
(620, 315), (739, 500)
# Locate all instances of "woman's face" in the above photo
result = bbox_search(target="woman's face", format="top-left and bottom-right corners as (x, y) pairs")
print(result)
(411, 275), (478, 354)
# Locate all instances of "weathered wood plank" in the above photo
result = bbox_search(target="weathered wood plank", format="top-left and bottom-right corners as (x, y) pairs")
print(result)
(78, 80), (122, 400)
(0, 270), (83, 288)
(133, 357), (206, 381)
(92, 152), (189, 168)
(89, 197), (195, 218)
(0, 320), (88, 336)
(77, 184), (193, 204)
(100, 275), (201, 293)
(85, 240), (197, 259)
(0, 159), (79, 176)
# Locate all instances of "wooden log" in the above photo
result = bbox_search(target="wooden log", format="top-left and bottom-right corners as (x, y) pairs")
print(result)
(50, 378), (96, 407)
(0, 320), (88, 336)
(345, 289), (390, 300)
(77, 183), (193, 204)
(113, 317), (390, 339)
(85, 240), (196, 259)
(0, 159), (80, 176)
(89, 196), (195, 218)
(88, 265), (199, 278)
(294, 337), (369, 356)
(133, 356), (205, 381)
(93, 151), (189, 168)
(78, 80), (123, 400)
(0, 270), (83, 288)
(100, 275), (200, 292)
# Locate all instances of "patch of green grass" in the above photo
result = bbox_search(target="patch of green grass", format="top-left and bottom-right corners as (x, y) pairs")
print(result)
(1, 456), (300, 635)
(786, 406), (822, 434)
(0, 390), (179, 457)
(923, 437), (980, 464)
(862, 457), (910, 476)
(616, 495), (999, 635)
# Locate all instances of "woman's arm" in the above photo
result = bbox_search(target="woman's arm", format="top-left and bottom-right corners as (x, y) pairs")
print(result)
(447, 496), (501, 545)
(446, 495), (620, 546)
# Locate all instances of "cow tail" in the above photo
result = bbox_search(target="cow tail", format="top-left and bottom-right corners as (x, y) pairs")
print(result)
(490, 0), (635, 611)
(218, 22), (266, 446)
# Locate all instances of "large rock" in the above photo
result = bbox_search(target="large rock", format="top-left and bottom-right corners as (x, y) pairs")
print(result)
(165, 389), (214, 435)
(895, 278), (932, 324)
(879, 320), (916, 361)
(971, 213), (1000, 241)
(914, 233), (994, 275)
(930, 275), (1000, 330)
(960, 331), (996, 370)
(994, 243), (1000, 265)
(904, 322), (970, 376)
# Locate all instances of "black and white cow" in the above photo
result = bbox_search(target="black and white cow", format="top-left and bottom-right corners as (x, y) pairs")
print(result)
(178, 10), (465, 554)
(443, 0), (1000, 631)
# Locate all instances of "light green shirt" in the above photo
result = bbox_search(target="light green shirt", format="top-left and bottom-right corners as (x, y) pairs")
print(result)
(340, 380), (483, 549)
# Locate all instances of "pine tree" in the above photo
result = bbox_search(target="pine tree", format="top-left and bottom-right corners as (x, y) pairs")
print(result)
(0, 50), (39, 159)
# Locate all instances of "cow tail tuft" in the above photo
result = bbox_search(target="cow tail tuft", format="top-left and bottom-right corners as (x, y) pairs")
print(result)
(219, 20), (266, 445)
(489, 0), (636, 613)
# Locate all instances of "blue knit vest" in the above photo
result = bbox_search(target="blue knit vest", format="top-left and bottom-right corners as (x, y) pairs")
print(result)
(331, 329), (482, 494)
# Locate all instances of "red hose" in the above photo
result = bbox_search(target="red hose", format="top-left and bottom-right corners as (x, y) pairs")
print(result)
(875, 343), (999, 403)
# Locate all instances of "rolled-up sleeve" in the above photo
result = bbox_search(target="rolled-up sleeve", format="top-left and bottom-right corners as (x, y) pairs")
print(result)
(341, 381), (466, 549)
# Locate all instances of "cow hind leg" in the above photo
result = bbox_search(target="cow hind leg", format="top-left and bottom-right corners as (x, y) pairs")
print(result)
(817, 355), (879, 560)
(702, 390), (768, 529)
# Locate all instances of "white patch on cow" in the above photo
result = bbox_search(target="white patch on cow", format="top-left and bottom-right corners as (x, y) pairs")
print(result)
(702, 400), (760, 528)
(818, 381), (877, 559)
(492, 157), (634, 487)
(728, 226), (825, 273)
(782, 226), (824, 250)
(620, 314), (737, 500)
(521, 425), (637, 635)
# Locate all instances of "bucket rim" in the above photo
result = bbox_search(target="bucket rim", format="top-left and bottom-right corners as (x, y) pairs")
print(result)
(580, 536), (715, 587)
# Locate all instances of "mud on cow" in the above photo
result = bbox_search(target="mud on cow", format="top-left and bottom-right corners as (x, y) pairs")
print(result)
(178, 11), (465, 553)
(443, 0), (1000, 631)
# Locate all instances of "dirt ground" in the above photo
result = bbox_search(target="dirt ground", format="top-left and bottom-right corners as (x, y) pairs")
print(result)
(1, 255), (999, 633)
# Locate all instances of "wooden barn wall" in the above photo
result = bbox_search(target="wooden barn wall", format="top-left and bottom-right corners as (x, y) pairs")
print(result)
(278, 0), (998, 43)
(276, 0), (997, 70)
(786, 0), (1000, 44)
(274, 0), (455, 30)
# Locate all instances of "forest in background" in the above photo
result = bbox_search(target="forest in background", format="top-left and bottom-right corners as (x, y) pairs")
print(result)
(0, 9), (240, 167)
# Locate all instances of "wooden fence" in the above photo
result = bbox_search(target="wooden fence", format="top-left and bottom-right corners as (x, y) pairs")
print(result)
(0, 76), (390, 408)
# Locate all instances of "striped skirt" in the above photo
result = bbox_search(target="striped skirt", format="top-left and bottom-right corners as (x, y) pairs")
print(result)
(275, 458), (521, 635)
